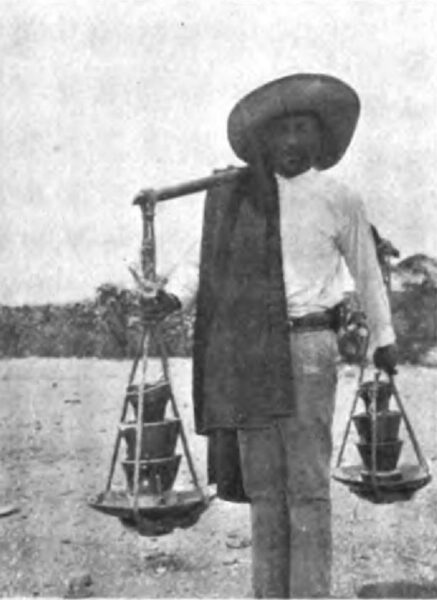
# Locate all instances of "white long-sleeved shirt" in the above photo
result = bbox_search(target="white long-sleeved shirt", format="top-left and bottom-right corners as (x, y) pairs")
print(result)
(165, 169), (395, 349)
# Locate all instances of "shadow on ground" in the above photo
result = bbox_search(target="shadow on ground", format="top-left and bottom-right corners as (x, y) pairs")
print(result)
(357, 580), (437, 598)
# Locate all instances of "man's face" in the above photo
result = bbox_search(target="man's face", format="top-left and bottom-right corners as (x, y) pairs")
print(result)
(259, 112), (322, 178)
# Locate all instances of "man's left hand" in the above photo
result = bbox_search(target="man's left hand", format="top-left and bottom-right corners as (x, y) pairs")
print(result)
(373, 344), (398, 375)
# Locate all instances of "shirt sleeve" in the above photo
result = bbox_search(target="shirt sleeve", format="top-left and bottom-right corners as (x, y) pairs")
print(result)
(336, 192), (396, 349)
(164, 238), (200, 312)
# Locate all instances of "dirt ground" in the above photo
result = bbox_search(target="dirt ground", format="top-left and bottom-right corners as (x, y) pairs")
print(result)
(1, 357), (437, 598)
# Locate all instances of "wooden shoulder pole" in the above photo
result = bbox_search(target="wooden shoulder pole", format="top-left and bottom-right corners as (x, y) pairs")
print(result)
(133, 166), (248, 205)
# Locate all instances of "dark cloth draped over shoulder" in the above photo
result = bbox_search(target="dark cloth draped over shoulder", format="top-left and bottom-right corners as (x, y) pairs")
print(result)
(192, 166), (295, 502)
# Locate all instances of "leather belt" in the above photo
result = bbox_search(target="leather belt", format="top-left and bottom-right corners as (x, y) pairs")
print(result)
(288, 305), (341, 332)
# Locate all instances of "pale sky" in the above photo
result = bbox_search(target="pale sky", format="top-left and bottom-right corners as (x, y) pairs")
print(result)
(1, 0), (437, 305)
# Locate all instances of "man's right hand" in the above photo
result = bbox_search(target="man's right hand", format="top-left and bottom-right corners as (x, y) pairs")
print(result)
(140, 290), (182, 323)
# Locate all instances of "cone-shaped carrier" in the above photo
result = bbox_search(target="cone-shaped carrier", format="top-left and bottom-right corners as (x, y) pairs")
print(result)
(120, 377), (182, 496)
(353, 410), (401, 444)
(120, 419), (181, 460)
(359, 380), (392, 412)
(127, 381), (171, 422)
(354, 379), (402, 474)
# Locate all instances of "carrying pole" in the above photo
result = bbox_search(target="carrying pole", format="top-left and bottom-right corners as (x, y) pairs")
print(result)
(133, 166), (248, 205)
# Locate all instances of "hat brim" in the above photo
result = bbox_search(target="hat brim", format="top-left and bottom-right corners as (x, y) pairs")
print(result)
(227, 73), (360, 170)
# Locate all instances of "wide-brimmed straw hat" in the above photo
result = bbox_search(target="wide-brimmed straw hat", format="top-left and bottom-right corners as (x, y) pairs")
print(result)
(227, 73), (360, 170)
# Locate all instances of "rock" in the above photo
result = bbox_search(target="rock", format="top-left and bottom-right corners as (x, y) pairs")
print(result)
(64, 572), (93, 599)
(225, 535), (251, 549)
(223, 558), (239, 566)
(144, 551), (185, 573)
(0, 504), (19, 518)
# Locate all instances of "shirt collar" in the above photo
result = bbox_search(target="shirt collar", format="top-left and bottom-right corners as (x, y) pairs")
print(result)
(275, 168), (317, 188)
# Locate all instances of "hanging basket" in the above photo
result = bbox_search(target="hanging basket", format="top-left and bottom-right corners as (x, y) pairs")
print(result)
(89, 183), (218, 536)
(333, 371), (432, 505)
(89, 488), (213, 536)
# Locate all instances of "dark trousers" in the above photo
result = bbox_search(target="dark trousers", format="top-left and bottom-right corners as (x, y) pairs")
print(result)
(238, 330), (338, 598)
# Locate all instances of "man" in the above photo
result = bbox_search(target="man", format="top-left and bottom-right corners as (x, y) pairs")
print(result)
(144, 74), (397, 598)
